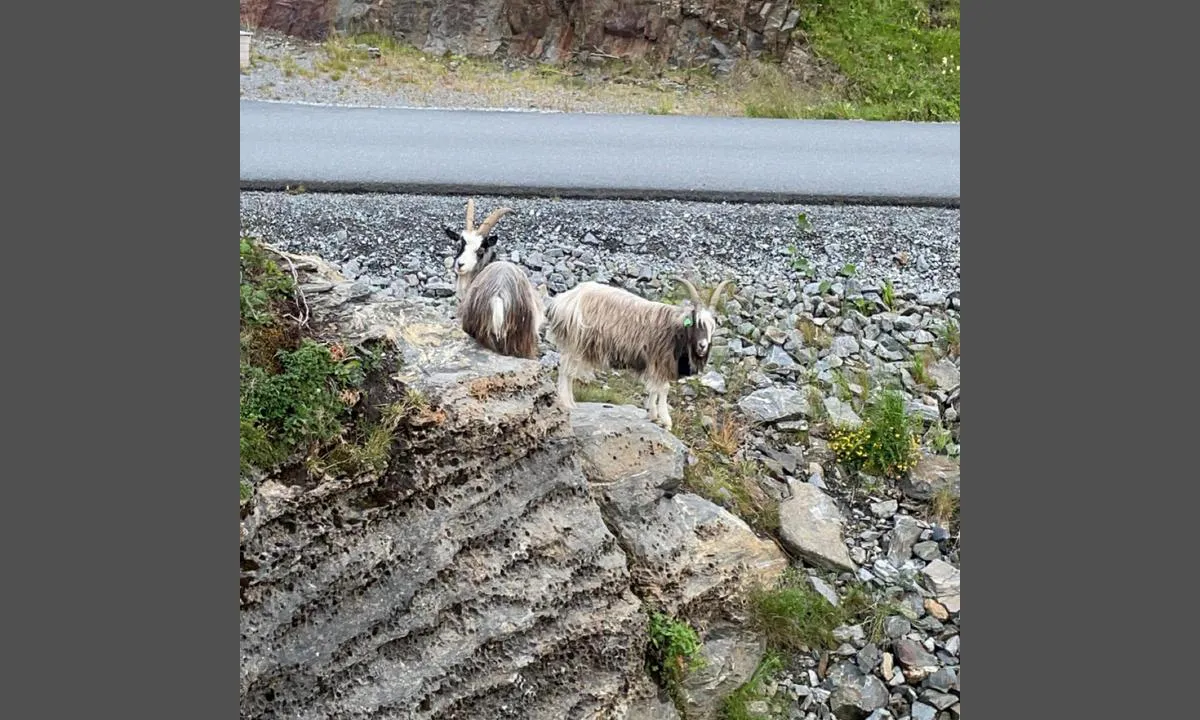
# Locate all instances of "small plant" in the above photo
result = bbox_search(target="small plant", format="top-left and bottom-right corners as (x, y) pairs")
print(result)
(938, 318), (960, 358)
(909, 350), (933, 387)
(795, 212), (812, 234)
(807, 386), (828, 421)
(647, 611), (705, 702)
(720, 650), (786, 720)
(853, 297), (874, 316)
(239, 479), (254, 505)
(827, 387), (920, 479)
(787, 246), (814, 278)
(930, 487), (959, 529)
(926, 421), (954, 454)
(748, 571), (845, 651)
(840, 263), (857, 277)
(818, 279), (832, 295)
(881, 279), (897, 310)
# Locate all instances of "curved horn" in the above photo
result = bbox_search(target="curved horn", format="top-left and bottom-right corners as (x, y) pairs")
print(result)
(671, 276), (704, 307)
(465, 199), (476, 233)
(476, 207), (513, 237)
(708, 280), (732, 308)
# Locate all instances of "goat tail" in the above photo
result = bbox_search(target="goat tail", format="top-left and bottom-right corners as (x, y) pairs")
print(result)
(489, 295), (507, 342)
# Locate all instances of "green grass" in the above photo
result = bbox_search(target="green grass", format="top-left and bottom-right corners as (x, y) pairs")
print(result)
(800, 0), (961, 121)
(720, 650), (786, 720)
(827, 386), (920, 479)
(748, 570), (847, 652)
(239, 238), (393, 491)
(747, 570), (898, 655)
(646, 611), (705, 708)
(938, 318), (960, 358)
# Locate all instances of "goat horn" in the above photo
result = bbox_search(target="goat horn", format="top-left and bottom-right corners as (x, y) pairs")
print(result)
(672, 277), (704, 307)
(476, 207), (513, 237)
(709, 280), (732, 308)
(465, 199), (476, 233)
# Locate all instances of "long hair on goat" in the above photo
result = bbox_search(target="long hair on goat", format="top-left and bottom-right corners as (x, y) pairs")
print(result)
(444, 199), (544, 360)
(546, 278), (730, 384)
(458, 261), (542, 359)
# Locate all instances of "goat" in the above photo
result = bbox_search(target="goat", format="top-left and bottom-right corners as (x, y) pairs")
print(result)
(545, 277), (731, 430)
(444, 199), (544, 360)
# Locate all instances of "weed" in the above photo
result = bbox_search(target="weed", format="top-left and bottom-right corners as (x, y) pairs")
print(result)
(786, 245), (814, 279)
(239, 237), (369, 479)
(930, 487), (959, 529)
(817, 279), (832, 295)
(827, 387), (920, 479)
(240, 479), (254, 505)
(839, 583), (898, 645)
(881, 280), (897, 310)
(795, 212), (813, 234)
(647, 96), (677, 115)
(646, 611), (705, 703)
(938, 318), (960, 358)
(926, 421), (954, 454)
(807, 386), (828, 422)
(720, 650), (786, 720)
(852, 297), (874, 316)
(747, 570), (846, 652)
(795, 318), (830, 349)
(909, 350), (934, 387)
(840, 263), (857, 277)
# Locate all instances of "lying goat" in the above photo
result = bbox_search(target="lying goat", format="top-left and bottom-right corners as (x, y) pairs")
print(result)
(545, 277), (731, 429)
(445, 199), (543, 360)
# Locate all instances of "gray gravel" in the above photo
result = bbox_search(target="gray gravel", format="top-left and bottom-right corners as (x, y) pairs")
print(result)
(239, 192), (959, 298)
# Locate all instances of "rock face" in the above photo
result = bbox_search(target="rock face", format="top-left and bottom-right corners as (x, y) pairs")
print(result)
(571, 404), (789, 616)
(240, 251), (650, 718)
(679, 622), (767, 720)
(242, 0), (826, 72)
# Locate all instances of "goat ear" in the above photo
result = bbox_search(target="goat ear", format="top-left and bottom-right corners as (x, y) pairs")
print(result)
(444, 227), (463, 244)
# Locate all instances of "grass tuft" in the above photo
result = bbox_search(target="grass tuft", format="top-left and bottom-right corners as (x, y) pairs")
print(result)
(827, 386), (920, 479)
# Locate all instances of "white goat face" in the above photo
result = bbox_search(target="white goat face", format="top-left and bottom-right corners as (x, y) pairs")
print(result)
(445, 228), (496, 278)
(694, 307), (717, 357)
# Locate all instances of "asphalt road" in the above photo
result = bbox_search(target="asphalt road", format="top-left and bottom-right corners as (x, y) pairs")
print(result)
(240, 100), (959, 207)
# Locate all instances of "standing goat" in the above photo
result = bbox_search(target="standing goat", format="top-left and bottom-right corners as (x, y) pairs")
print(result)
(444, 199), (544, 360)
(545, 277), (731, 430)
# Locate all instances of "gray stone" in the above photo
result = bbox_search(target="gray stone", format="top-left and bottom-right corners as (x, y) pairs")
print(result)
(777, 483), (857, 571)
(680, 623), (766, 720)
(944, 635), (960, 656)
(871, 558), (899, 583)
(911, 702), (937, 720)
(857, 643), (882, 674)
(422, 280), (456, 297)
(828, 662), (889, 720)
(831, 335), (861, 357)
(892, 639), (939, 674)
(738, 388), (812, 423)
(926, 667), (957, 693)
(823, 396), (864, 428)
(870, 499), (899, 518)
(833, 624), (866, 646)
(921, 560), (960, 613)
(912, 541), (941, 561)
(926, 359), (960, 391)
(901, 455), (960, 501)
(810, 576), (841, 607)
(864, 711), (894, 720)
(905, 400), (941, 423)
(920, 690), (958, 711)
(885, 516), (923, 566)
(624, 685), (681, 720)
(765, 344), (799, 369)
(699, 370), (727, 393)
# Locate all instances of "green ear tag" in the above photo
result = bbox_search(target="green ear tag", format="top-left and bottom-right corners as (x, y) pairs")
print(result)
(683, 316), (694, 327)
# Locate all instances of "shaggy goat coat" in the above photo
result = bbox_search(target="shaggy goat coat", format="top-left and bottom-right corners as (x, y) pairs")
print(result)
(457, 260), (543, 360)
(545, 282), (712, 384)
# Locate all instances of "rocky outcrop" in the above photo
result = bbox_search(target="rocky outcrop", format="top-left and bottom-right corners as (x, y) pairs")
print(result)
(240, 249), (651, 719)
(569, 402), (789, 619)
(242, 0), (822, 72)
